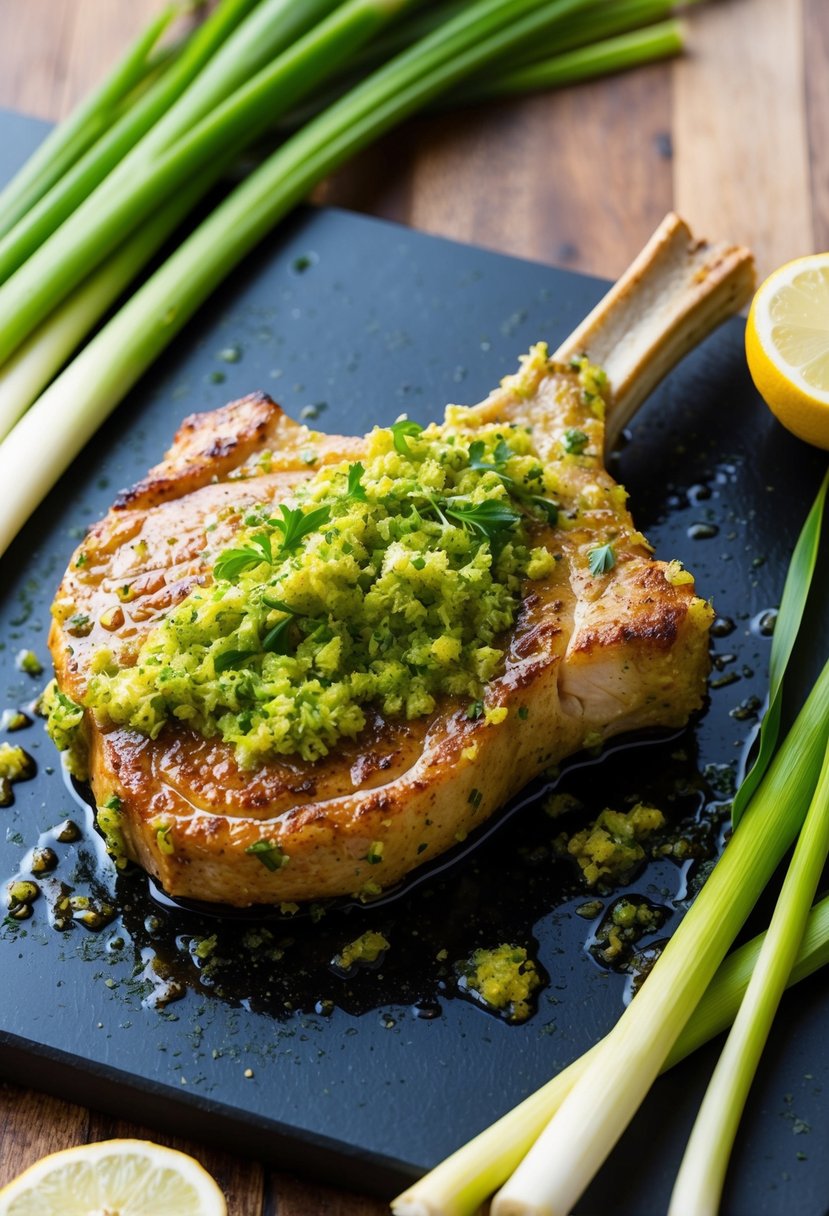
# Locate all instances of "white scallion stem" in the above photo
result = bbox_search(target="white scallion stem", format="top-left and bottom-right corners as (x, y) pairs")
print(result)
(0, 0), (592, 556)
(0, 166), (214, 443)
(668, 740), (829, 1216)
(391, 887), (829, 1216)
(489, 665), (829, 1216)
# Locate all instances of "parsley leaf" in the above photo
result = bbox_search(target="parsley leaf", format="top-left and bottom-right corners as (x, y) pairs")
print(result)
(468, 437), (512, 475)
(562, 428), (589, 455)
(588, 543), (616, 576)
(390, 419), (423, 457)
(346, 462), (367, 501)
(269, 504), (330, 555)
(213, 533), (272, 581)
(262, 616), (294, 655)
(214, 648), (255, 673)
(446, 499), (520, 540)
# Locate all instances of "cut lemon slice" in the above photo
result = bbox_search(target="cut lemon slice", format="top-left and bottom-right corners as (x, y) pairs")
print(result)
(0, 1139), (227, 1216)
(745, 253), (829, 449)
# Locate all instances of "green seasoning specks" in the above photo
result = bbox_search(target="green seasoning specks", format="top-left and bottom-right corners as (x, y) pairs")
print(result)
(83, 413), (562, 766)
(41, 680), (88, 780)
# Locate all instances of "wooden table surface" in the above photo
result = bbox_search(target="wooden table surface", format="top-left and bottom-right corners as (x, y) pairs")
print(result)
(0, 1), (826, 1212)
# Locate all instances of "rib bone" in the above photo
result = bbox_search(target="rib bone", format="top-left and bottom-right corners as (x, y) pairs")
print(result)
(554, 212), (755, 448)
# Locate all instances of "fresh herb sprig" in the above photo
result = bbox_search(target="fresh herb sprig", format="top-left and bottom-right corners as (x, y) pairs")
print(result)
(270, 503), (330, 554)
(468, 438), (559, 526)
(214, 504), (330, 582)
(213, 532), (273, 581)
(446, 498), (521, 541)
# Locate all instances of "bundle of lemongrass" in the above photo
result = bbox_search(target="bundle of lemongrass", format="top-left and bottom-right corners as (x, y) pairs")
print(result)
(0, 0), (686, 557)
(394, 466), (829, 1216)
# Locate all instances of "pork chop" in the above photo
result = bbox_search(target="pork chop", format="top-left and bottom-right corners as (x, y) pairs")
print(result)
(47, 215), (754, 906)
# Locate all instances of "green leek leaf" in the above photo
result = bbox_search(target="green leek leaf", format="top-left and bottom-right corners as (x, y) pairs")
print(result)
(732, 466), (828, 825)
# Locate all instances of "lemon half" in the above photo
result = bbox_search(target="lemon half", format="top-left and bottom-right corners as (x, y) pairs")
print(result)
(745, 253), (829, 449)
(0, 1139), (227, 1216)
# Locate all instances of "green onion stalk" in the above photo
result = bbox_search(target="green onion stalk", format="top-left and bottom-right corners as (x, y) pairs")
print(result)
(489, 660), (829, 1216)
(275, 5), (685, 134)
(392, 890), (829, 1216)
(0, 12), (682, 443)
(0, 0), (337, 287)
(731, 467), (828, 823)
(0, 168), (218, 440)
(457, 20), (683, 103)
(0, 4), (178, 240)
(0, 0), (399, 356)
(0, 0), (611, 554)
(669, 738), (829, 1215)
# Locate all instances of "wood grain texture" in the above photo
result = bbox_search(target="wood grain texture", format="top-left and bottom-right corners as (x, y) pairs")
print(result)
(804, 0), (829, 251)
(0, 0), (824, 1212)
(0, 1082), (88, 1178)
(673, 0), (813, 282)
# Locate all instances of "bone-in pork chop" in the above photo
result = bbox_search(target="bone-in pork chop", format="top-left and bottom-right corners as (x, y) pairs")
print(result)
(46, 215), (754, 906)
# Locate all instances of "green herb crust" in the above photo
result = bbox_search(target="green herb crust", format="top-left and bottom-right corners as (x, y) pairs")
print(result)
(82, 412), (567, 765)
(458, 943), (542, 1023)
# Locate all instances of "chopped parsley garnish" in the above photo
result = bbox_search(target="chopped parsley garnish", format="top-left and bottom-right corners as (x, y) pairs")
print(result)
(270, 503), (330, 554)
(245, 839), (288, 871)
(467, 438), (558, 526)
(467, 700), (484, 720)
(588, 543), (616, 576)
(345, 461), (367, 501)
(562, 428), (589, 455)
(390, 418), (423, 456)
(213, 533), (273, 580)
(261, 615), (294, 655)
(445, 499), (520, 541)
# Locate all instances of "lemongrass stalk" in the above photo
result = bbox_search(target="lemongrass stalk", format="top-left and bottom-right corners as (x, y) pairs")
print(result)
(0, 0), (284, 285)
(0, 167), (217, 442)
(0, 0), (414, 363)
(491, 662), (829, 1216)
(669, 740), (829, 1216)
(732, 467), (829, 823)
(391, 890), (829, 1216)
(0, 0), (593, 554)
(0, 5), (178, 240)
(458, 20), (684, 103)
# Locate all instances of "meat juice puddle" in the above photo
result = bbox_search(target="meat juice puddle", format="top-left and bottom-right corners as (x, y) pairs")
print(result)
(2, 453), (778, 1026)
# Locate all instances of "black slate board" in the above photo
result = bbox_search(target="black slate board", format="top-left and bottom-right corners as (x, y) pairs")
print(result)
(1, 110), (827, 1214)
